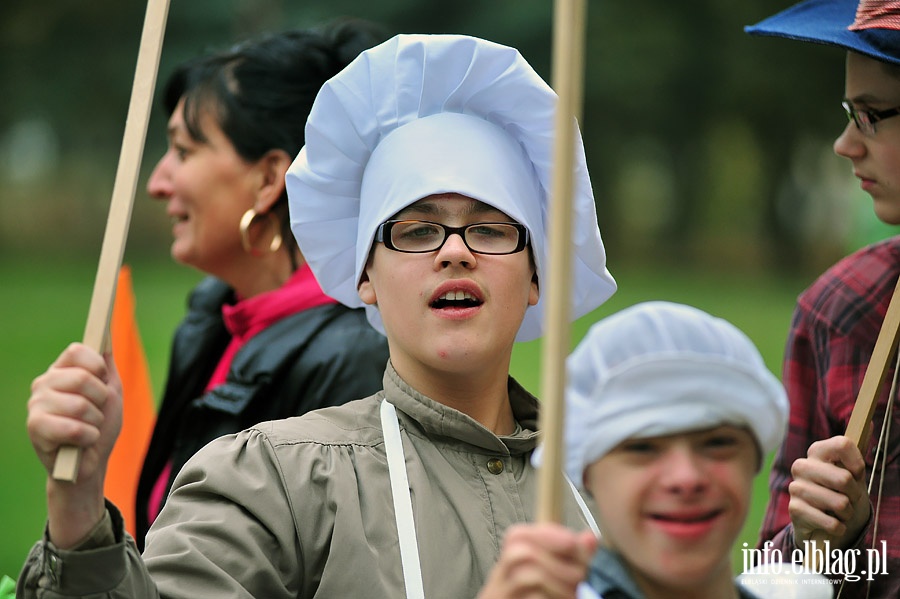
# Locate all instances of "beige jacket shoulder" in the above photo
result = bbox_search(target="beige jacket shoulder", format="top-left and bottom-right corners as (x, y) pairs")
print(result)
(18, 364), (595, 598)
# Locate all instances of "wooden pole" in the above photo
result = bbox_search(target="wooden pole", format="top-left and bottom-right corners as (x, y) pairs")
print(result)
(844, 275), (900, 451)
(536, 0), (588, 524)
(806, 274), (900, 567)
(52, 0), (171, 482)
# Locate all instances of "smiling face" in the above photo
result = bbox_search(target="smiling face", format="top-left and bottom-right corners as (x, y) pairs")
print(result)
(834, 52), (900, 224)
(584, 425), (757, 596)
(358, 194), (539, 388)
(146, 99), (261, 278)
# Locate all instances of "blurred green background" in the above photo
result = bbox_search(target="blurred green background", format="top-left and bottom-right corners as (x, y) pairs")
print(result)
(2, 0), (898, 583)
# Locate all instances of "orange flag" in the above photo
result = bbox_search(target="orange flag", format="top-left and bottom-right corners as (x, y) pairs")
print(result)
(106, 264), (156, 537)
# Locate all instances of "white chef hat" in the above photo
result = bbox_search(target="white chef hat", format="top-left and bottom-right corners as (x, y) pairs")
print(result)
(537, 301), (788, 489)
(286, 33), (617, 341)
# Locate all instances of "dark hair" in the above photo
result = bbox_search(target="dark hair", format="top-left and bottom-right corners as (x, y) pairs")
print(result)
(160, 18), (388, 260)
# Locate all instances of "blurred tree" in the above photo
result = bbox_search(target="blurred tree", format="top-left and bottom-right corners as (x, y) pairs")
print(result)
(585, 0), (847, 273)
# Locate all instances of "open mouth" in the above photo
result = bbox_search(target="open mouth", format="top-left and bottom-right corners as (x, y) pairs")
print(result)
(430, 290), (483, 309)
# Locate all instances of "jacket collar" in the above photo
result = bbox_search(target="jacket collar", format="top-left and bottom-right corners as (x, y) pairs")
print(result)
(382, 362), (540, 455)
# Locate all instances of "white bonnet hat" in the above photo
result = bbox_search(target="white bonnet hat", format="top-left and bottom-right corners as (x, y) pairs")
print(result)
(550, 301), (788, 489)
(286, 34), (616, 342)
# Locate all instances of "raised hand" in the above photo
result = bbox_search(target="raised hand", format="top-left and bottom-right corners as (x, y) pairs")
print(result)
(788, 435), (870, 549)
(477, 522), (598, 599)
(27, 342), (123, 548)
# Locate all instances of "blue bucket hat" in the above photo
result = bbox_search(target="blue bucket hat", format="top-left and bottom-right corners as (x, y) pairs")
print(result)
(745, 0), (900, 66)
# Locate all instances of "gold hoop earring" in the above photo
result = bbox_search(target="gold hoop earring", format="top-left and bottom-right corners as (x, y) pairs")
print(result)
(239, 208), (283, 256)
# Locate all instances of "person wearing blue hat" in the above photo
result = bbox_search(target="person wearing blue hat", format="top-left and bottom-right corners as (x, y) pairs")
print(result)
(18, 33), (616, 598)
(747, 2), (900, 598)
(486, 301), (790, 599)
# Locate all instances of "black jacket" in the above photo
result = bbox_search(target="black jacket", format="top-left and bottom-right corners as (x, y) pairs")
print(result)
(134, 276), (390, 549)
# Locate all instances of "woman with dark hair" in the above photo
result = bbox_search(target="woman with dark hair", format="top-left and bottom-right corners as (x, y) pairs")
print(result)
(135, 19), (391, 549)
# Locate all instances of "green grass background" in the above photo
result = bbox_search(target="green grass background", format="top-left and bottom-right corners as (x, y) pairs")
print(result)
(0, 256), (807, 580)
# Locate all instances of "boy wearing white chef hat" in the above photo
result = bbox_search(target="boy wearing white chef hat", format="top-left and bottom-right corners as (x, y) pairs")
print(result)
(489, 301), (792, 599)
(18, 33), (616, 599)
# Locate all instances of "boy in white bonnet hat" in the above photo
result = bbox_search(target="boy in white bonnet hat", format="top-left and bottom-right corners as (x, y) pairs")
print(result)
(485, 301), (789, 599)
(19, 33), (615, 598)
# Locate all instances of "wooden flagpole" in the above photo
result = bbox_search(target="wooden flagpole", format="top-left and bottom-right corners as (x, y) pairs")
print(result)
(806, 274), (900, 567)
(536, 0), (589, 524)
(844, 275), (900, 451)
(52, 0), (171, 481)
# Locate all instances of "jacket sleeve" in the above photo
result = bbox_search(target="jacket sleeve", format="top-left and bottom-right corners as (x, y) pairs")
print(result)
(17, 431), (302, 599)
(142, 429), (301, 599)
(16, 503), (159, 599)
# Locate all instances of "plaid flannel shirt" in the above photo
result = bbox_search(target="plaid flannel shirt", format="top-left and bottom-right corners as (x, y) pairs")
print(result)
(757, 238), (900, 599)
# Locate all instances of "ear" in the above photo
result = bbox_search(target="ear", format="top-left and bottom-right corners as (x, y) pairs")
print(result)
(253, 148), (292, 212)
(358, 269), (377, 306)
(528, 271), (540, 307)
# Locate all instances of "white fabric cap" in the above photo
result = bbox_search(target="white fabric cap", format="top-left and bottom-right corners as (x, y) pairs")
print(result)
(286, 33), (617, 341)
(538, 301), (788, 488)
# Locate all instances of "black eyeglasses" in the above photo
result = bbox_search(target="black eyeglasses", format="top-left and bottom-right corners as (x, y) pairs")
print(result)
(842, 100), (900, 136)
(375, 219), (529, 255)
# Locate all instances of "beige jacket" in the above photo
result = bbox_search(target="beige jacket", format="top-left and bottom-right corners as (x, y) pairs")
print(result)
(18, 364), (595, 598)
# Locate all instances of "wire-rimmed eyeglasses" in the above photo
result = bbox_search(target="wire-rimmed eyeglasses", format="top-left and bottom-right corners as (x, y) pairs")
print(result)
(374, 219), (529, 255)
(842, 100), (900, 136)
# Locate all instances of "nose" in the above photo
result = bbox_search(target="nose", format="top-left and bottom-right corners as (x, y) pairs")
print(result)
(434, 232), (476, 269)
(147, 150), (175, 200)
(659, 446), (708, 496)
(833, 120), (866, 161)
